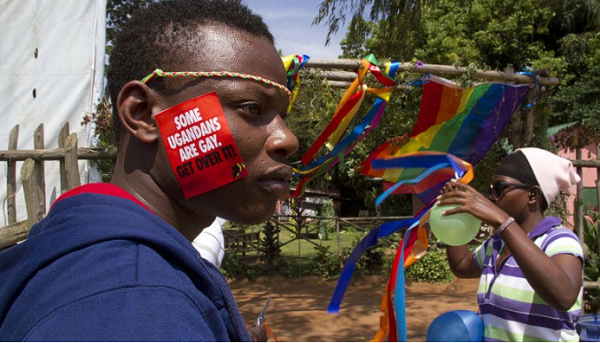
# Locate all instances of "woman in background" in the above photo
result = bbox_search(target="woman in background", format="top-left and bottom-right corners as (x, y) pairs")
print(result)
(438, 147), (583, 342)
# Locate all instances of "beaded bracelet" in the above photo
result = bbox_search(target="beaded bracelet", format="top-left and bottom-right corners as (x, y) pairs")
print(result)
(495, 217), (515, 236)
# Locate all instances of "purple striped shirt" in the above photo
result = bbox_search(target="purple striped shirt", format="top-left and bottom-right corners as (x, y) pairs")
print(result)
(473, 216), (584, 341)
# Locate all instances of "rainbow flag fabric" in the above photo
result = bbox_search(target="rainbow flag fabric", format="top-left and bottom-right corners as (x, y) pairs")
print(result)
(325, 72), (533, 342)
(359, 75), (532, 204)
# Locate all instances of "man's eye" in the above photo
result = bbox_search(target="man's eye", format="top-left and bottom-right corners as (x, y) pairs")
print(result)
(238, 103), (260, 116)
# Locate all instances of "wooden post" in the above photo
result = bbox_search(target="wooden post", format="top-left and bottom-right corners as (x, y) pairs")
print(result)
(21, 158), (43, 224)
(6, 125), (19, 224)
(0, 147), (116, 161)
(33, 124), (46, 214)
(305, 58), (560, 86)
(596, 143), (600, 259)
(335, 216), (343, 270)
(64, 133), (80, 190)
(523, 86), (537, 144)
(509, 109), (523, 149)
(576, 148), (584, 244)
(596, 143), (600, 213)
(0, 220), (31, 250)
(58, 122), (69, 193)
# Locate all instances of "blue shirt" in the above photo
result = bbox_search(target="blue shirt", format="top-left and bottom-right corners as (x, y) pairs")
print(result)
(0, 183), (251, 341)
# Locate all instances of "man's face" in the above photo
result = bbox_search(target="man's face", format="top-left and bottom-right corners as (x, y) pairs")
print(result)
(153, 24), (299, 224)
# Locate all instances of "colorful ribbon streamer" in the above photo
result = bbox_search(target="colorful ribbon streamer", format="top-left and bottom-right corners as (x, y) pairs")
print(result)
(293, 54), (398, 197)
(292, 58), (531, 341)
(369, 153), (473, 341)
(327, 216), (423, 314)
(327, 152), (474, 342)
(372, 152), (474, 206)
(282, 54), (310, 111)
(516, 66), (541, 108)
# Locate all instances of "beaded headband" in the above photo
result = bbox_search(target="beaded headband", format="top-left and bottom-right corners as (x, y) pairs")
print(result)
(140, 69), (292, 101)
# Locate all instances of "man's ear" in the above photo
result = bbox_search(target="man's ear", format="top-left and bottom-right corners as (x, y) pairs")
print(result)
(116, 81), (165, 144)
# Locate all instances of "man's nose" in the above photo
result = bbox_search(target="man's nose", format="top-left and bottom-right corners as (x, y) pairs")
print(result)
(266, 116), (299, 158)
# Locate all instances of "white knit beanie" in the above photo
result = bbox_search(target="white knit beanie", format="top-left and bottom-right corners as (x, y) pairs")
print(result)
(516, 148), (581, 206)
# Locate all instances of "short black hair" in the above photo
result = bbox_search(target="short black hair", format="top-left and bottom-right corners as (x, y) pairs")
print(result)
(107, 0), (274, 141)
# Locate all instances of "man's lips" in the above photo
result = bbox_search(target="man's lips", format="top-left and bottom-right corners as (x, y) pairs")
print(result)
(258, 166), (293, 196)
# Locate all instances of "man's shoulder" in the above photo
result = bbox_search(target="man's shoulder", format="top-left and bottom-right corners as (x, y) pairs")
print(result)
(20, 286), (223, 341)
(1, 240), (225, 341)
(49, 238), (203, 296)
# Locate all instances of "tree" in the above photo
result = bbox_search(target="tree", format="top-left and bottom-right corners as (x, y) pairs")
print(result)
(318, 0), (600, 139)
(314, 0), (446, 47)
(305, 0), (600, 212)
(106, 0), (155, 50)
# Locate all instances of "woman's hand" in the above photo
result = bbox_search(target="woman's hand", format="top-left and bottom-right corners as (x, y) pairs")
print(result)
(437, 180), (508, 228)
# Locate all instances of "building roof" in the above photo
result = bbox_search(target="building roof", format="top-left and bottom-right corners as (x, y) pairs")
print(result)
(547, 121), (578, 136)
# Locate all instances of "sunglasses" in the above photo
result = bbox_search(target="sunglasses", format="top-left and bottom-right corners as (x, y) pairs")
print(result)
(489, 181), (531, 199)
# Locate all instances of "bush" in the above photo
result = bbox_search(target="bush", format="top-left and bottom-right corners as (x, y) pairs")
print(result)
(310, 233), (391, 279)
(310, 245), (340, 278)
(583, 211), (600, 312)
(221, 253), (260, 281)
(260, 222), (288, 275)
(405, 248), (454, 283)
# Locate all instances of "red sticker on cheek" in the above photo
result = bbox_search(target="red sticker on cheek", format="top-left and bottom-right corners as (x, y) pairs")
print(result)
(155, 92), (247, 199)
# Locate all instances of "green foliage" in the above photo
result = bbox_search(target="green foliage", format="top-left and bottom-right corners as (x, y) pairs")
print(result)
(317, 0), (600, 147)
(405, 247), (454, 283)
(582, 211), (600, 312)
(583, 210), (600, 281)
(341, 234), (390, 276)
(259, 222), (288, 275)
(309, 233), (392, 278)
(310, 245), (341, 278)
(221, 252), (260, 281)
(314, 0), (439, 52)
(81, 96), (117, 181)
(318, 200), (336, 237)
(340, 16), (375, 58)
(106, 0), (155, 49)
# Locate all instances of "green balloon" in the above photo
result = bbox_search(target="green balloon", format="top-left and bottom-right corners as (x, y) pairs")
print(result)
(429, 204), (482, 246)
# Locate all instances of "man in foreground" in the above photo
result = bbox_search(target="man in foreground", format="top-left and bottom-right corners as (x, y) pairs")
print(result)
(0, 0), (298, 340)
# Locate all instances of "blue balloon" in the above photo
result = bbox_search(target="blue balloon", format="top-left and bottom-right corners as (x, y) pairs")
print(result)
(577, 314), (600, 341)
(426, 310), (483, 342)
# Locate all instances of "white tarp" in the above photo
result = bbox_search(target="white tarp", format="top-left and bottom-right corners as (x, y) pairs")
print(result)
(0, 0), (107, 225)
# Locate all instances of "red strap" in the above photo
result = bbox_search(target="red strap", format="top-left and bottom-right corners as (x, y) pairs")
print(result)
(51, 183), (152, 213)
(264, 323), (278, 342)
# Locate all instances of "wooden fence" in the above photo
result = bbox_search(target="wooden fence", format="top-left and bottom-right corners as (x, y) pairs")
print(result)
(0, 123), (115, 249)
(268, 214), (411, 269)
(305, 58), (560, 87)
(1, 122), (599, 255)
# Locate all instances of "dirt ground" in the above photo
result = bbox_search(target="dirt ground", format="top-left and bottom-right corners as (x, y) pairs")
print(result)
(230, 275), (479, 342)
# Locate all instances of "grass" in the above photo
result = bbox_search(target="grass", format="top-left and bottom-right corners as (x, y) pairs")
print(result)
(279, 228), (364, 256)
(278, 227), (365, 277)
(224, 219), (412, 279)
(224, 220), (374, 278)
